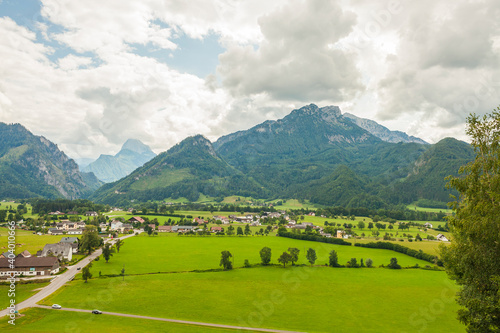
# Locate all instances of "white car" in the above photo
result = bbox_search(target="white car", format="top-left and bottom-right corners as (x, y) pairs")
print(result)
(52, 304), (62, 309)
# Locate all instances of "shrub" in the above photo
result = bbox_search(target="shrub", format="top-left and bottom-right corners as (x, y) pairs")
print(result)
(244, 259), (251, 268)
(347, 258), (359, 268)
(366, 258), (373, 268)
(388, 257), (401, 269)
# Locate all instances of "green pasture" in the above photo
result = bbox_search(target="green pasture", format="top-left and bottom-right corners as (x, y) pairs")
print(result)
(0, 228), (62, 255)
(353, 238), (447, 256)
(40, 267), (463, 333)
(0, 281), (49, 310)
(407, 204), (452, 214)
(88, 233), (432, 276)
(0, 307), (234, 332)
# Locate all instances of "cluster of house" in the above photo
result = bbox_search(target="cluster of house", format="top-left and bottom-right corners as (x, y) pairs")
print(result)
(283, 221), (348, 239)
(0, 236), (79, 278)
(47, 221), (87, 235)
(48, 211), (98, 217)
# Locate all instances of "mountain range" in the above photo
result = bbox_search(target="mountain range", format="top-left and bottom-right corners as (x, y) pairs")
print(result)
(82, 139), (156, 183)
(0, 123), (102, 199)
(89, 104), (474, 208)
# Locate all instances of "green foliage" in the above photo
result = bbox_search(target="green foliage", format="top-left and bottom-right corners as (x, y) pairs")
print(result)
(259, 247), (272, 265)
(387, 258), (401, 269)
(288, 247), (300, 265)
(115, 239), (124, 253)
(347, 258), (359, 268)
(366, 258), (373, 268)
(102, 243), (114, 263)
(80, 226), (101, 255)
(278, 230), (351, 246)
(329, 250), (340, 267)
(306, 248), (317, 266)
(82, 262), (92, 283)
(354, 241), (437, 263)
(278, 251), (292, 268)
(219, 250), (233, 270)
(441, 109), (500, 332)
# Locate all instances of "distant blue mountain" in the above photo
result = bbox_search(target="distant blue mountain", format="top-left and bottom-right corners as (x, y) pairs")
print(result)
(83, 139), (156, 183)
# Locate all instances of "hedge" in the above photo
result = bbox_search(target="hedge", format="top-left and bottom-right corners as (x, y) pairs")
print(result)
(354, 241), (437, 263)
(278, 231), (351, 246)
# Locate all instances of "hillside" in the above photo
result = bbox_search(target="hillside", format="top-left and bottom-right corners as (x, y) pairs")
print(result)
(343, 113), (428, 144)
(82, 139), (156, 182)
(384, 138), (475, 204)
(92, 104), (474, 207)
(0, 123), (102, 199)
(90, 135), (267, 206)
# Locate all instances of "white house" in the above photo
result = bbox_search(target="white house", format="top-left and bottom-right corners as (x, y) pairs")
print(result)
(436, 234), (449, 242)
(41, 243), (73, 261)
(111, 220), (123, 230)
(424, 222), (433, 228)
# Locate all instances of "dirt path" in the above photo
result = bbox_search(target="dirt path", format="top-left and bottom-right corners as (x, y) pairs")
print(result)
(34, 305), (306, 333)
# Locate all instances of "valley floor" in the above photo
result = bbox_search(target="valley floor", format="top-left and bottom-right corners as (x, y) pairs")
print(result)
(1, 233), (464, 332)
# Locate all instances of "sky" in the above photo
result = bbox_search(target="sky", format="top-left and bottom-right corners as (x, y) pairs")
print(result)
(0, 0), (499, 159)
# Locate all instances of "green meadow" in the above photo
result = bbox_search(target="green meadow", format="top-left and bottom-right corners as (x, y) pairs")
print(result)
(89, 233), (432, 275)
(39, 267), (463, 333)
(0, 282), (49, 310)
(0, 307), (235, 332)
(407, 204), (452, 214)
(0, 228), (62, 255)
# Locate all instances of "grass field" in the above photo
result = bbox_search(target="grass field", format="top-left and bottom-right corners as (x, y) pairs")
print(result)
(353, 238), (447, 256)
(0, 228), (62, 255)
(88, 233), (433, 276)
(407, 204), (452, 214)
(0, 281), (49, 310)
(38, 267), (463, 333)
(0, 307), (236, 332)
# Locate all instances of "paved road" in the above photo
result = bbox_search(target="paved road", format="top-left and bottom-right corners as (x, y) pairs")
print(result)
(34, 305), (307, 333)
(0, 232), (138, 318)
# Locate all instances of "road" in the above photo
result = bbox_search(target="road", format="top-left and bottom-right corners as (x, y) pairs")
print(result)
(0, 232), (138, 318)
(34, 305), (307, 333)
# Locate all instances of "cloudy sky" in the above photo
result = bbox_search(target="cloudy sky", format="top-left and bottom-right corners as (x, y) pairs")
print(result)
(1, 0), (499, 160)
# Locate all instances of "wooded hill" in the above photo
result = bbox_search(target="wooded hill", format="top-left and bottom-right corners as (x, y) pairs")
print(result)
(90, 104), (474, 208)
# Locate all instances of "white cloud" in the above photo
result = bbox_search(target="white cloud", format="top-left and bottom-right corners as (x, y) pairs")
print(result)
(1, 0), (500, 163)
(217, 0), (363, 102)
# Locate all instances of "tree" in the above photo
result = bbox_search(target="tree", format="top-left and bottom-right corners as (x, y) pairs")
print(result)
(288, 247), (300, 265)
(80, 226), (101, 255)
(236, 226), (243, 236)
(387, 257), (401, 269)
(115, 239), (124, 253)
(366, 258), (373, 268)
(278, 251), (292, 268)
(306, 248), (317, 266)
(441, 109), (500, 332)
(220, 251), (233, 270)
(102, 243), (114, 263)
(260, 247), (272, 265)
(348, 258), (359, 268)
(226, 225), (235, 236)
(368, 222), (373, 230)
(329, 250), (339, 267)
(357, 221), (365, 230)
(244, 224), (251, 236)
(82, 262), (92, 283)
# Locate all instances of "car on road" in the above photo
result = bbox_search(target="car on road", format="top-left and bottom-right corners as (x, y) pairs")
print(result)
(77, 267), (81, 270)
(92, 310), (102, 314)
(52, 304), (62, 309)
